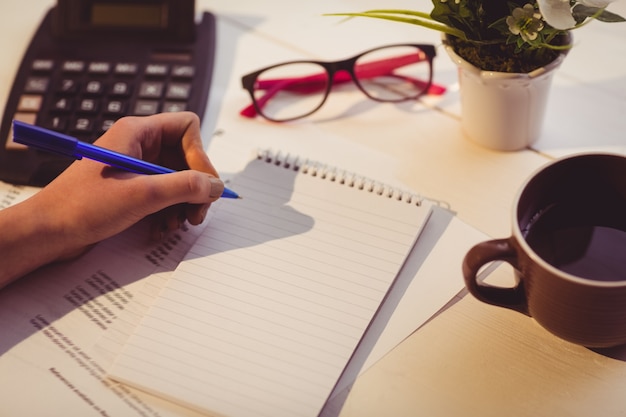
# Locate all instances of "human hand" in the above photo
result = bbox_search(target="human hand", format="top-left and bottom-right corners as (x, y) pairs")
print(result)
(0, 112), (224, 286)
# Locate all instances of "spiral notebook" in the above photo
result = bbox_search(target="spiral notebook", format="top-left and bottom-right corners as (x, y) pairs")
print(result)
(108, 151), (433, 417)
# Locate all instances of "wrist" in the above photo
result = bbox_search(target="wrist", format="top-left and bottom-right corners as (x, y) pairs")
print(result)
(0, 195), (70, 288)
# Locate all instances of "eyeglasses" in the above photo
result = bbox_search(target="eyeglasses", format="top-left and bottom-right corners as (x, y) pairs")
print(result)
(240, 44), (444, 122)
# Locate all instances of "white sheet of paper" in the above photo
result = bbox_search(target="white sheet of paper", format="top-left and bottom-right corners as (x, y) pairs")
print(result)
(0, 213), (210, 417)
(108, 156), (433, 417)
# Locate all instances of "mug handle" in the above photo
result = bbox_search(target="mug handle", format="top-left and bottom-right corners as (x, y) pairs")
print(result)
(462, 238), (528, 314)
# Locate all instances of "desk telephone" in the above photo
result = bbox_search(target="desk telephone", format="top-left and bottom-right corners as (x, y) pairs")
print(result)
(0, 0), (216, 186)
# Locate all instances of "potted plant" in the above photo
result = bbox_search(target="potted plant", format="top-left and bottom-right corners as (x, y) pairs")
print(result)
(328, 1), (625, 151)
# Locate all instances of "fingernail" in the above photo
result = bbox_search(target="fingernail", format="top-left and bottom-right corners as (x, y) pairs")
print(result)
(209, 176), (225, 198)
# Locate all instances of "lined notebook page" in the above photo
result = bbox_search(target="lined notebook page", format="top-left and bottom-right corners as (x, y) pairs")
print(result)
(109, 154), (432, 417)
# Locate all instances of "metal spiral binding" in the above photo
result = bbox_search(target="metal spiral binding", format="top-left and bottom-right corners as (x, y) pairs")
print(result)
(257, 149), (425, 206)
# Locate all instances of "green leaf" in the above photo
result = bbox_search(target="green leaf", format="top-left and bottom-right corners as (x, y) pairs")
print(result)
(324, 10), (467, 39)
(431, 2), (455, 27)
(572, 5), (626, 23)
(596, 9), (626, 23)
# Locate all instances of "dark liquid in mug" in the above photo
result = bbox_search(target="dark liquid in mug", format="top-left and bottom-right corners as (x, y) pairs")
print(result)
(525, 203), (626, 281)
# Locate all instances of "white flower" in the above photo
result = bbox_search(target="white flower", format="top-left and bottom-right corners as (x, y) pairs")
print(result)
(536, 0), (576, 29)
(506, 4), (545, 41)
(537, 0), (620, 30)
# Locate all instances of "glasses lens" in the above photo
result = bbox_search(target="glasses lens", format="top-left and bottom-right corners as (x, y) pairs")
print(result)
(354, 45), (431, 102)
(251, 62), (330, 121)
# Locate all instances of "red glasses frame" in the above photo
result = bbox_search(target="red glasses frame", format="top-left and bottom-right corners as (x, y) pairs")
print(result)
(240, 44), (445, 122)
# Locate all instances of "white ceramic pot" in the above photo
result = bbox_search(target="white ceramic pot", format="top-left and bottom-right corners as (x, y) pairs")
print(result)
(443, 36), (568, 151)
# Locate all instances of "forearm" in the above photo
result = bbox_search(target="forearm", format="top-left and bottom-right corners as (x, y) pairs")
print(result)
(0, 113), (223, 289)
(0, 196), (68, 289)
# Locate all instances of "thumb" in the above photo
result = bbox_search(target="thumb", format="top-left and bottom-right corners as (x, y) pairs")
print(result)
(147, 170), (225, 208)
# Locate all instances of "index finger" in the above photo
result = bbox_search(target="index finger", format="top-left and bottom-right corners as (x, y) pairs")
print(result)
(146, 112), (219, 177)
(98, 112), (219, 177)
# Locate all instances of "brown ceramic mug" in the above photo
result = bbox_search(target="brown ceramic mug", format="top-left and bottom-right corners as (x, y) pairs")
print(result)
(462, 153), (626, 348)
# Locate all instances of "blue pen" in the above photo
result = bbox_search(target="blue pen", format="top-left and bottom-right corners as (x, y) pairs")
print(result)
(12, 120), (240, 199)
